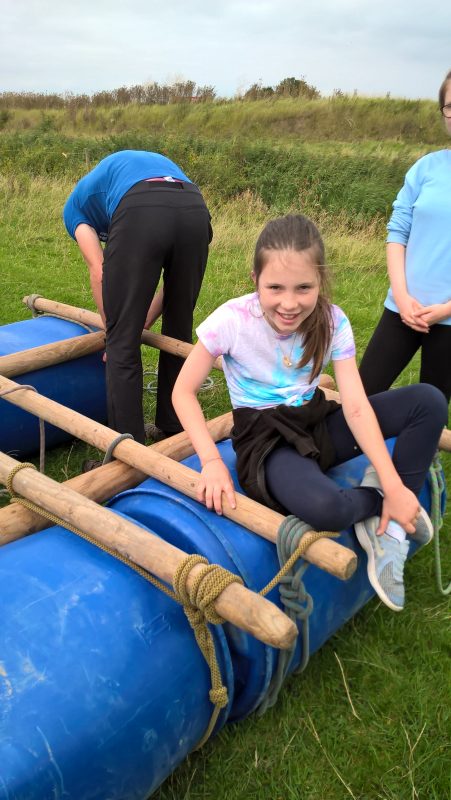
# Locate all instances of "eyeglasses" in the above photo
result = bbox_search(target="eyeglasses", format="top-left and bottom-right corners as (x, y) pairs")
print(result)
(441, 104), (451, 119)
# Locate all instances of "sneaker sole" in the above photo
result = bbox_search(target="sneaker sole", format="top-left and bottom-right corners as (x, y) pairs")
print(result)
(354, 520), (403, 612)
(411, 507), (433, 546)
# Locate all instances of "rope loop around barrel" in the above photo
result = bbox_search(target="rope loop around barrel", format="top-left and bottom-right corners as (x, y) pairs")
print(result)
(429, 452), (450, 596)
(0, 385), (46, 474)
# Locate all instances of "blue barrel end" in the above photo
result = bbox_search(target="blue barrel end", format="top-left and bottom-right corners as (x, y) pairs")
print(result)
(0, 317), (107, 457)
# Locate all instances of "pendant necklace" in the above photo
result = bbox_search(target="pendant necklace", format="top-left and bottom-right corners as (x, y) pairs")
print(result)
(279, 332), (299, 368)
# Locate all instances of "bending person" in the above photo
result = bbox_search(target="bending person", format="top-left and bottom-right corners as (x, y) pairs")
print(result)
(172, 214), (447, 612)
(360, 70), (451, 403)
(63, 149), (212, 446)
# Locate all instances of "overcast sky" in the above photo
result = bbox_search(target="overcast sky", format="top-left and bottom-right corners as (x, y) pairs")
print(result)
(2, 0), (450, 100)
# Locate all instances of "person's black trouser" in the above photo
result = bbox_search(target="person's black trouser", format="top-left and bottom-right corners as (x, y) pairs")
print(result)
(102, 180), (212, 443)
(359, 308), (451, 403)
(265, 384), (448, 531)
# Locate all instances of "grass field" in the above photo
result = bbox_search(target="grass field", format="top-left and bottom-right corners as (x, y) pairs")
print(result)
(0, 152), (450, 799)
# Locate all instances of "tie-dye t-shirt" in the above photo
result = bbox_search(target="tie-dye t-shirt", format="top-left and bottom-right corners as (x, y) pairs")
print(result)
(196, 292), (355, 409)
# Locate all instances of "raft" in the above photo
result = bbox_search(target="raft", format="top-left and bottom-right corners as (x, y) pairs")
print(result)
(0, 316), (106, 457)
(0, 438), (442, 800)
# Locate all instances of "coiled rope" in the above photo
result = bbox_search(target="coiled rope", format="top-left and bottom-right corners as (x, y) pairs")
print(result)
(257, 516), (339, 714)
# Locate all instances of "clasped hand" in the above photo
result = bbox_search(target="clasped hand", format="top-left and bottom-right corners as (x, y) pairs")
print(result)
(399, 296), (449, 331)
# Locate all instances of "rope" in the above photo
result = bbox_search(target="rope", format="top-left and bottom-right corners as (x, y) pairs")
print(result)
(257, 516), (339, 715)
(0, 384), (46, 477)
(102, 432), (134, 464)
(4, 462), (243, 748)
(428, 453), (450, 596)
(25, 294), (44, 315)
(172, 554), (242, 748)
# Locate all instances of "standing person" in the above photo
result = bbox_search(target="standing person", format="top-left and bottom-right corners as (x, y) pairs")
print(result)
(172, 214), (447, 612)
(359, 70), (451, 402)
(63, 149), (212, 448)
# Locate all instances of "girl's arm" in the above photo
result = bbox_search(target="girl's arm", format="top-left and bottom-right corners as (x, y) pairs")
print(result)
(172, 341), (236, 514)
(386, 243), (428, 332)
(74, 223), (106, 327)
(333, 356), (419, 534)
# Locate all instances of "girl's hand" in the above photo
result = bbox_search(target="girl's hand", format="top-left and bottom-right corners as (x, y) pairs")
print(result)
(414, 303), (451, 326)
(397, 295), (429, 332)
(378, 485), (420, 535)
(197, 458), (237, 515)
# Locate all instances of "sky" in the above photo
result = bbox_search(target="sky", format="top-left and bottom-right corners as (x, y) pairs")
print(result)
(2, 0), (450, 100)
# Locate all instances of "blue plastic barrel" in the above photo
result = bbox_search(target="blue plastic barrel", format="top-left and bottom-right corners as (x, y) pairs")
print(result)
(0, 521), (234, 799)
(0, 440), (443, 798)
(0, 316), (107, 456)
(106, 439), (442, 720)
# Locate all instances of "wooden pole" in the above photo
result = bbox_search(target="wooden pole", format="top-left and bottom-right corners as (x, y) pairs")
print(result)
(0, 374), (357, 580)
(0, 451), (297, 650)
(0, 331), (105, 378)
(0, 413), (233, 542)
(23, 296), (223, 369)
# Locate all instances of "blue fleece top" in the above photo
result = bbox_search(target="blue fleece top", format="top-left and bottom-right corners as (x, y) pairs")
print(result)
(385, 149), (451, 325)
(63, 150), (191, 240)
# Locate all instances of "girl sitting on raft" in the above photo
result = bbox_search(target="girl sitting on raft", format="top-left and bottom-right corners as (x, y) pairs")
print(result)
(172, 214), (447, 612)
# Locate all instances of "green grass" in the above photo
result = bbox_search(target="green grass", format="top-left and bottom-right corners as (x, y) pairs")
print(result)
(1, 95), (448, 146)
(0, 171), (450, 800)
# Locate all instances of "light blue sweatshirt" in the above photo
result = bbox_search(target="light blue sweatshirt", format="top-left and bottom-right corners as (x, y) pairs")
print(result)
(385, 149), (451, 325)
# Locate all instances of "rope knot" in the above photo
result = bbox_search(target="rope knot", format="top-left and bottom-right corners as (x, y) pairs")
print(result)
(172, 553), (244, 749)
(209, 686), (228, 709)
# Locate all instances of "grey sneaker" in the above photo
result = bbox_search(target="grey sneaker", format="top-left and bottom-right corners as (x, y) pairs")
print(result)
(354, 516), (409, 611)
(360, 464), (433, 546)
(410, 507), (433, 546)
(360, 463), (382, 492)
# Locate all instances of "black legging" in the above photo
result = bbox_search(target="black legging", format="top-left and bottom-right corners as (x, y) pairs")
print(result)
(359, 308), (451, 403)
(102, 180), (212, 442)
(265, 384), (447, 531)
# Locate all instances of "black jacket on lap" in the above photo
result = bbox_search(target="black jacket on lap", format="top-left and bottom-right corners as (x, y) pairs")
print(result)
(231, 388), (340, 512)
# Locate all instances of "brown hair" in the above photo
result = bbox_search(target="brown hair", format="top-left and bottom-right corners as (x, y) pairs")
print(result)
(253, 214), (333, 380)
(439, 70), (451, 108)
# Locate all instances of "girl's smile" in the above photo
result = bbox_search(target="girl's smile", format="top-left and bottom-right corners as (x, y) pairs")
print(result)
(252, 248), (320, 334)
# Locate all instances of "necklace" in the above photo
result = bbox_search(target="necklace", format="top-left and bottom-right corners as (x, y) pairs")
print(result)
(279, 332), (299, 368)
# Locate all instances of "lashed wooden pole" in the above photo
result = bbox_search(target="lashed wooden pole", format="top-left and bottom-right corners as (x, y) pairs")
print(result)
(0, 450), (297, 650)
(0, 374), (357, 581)
(23, 295), (223, 369)
(0, 413), (233, 542)
(0, 331), (105, 378)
